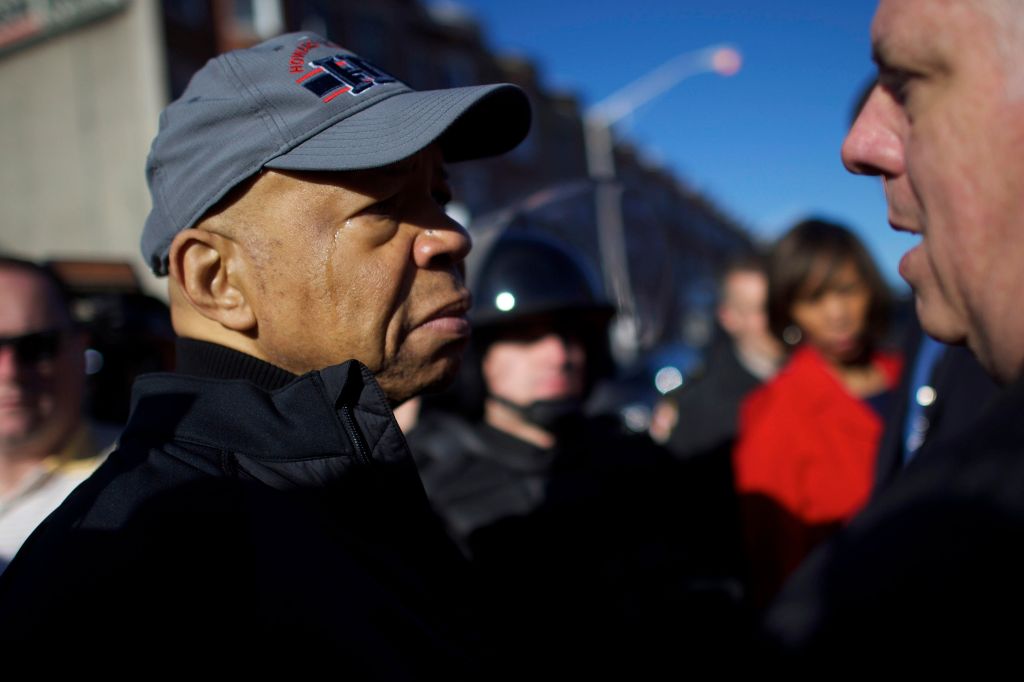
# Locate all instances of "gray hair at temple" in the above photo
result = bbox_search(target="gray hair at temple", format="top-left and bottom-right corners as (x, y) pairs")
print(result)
(976, 0), (1024, 96)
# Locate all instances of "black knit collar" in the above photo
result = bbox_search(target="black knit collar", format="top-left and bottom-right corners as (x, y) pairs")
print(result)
(174, 338), (296, 391)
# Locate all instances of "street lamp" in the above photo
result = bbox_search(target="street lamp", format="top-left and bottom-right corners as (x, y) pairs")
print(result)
(585, 44), (742, 175)
(583, 44), (742, 362)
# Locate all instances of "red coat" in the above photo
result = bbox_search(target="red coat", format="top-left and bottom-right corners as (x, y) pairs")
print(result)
(733, 345), (902, 604)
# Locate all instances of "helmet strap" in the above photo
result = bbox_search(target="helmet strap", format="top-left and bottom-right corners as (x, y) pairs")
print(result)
(488, 394), (583, 432)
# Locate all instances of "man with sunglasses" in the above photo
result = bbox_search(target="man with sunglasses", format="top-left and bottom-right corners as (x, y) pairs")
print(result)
(0, 258), (106, 573)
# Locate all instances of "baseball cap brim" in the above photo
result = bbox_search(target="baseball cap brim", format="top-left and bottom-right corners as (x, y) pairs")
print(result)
(265, 83), (530, 172)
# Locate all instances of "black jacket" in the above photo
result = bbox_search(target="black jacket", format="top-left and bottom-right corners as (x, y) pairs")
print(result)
(763, 374), (1024, 662)
(873, 318), (999, 494)
(0, 342), (477, 675)
(409, 411), (747, 674)
(665, 338), (764, 461)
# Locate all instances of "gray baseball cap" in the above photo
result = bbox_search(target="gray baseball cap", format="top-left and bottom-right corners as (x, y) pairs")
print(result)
(142, 32), (531, 276)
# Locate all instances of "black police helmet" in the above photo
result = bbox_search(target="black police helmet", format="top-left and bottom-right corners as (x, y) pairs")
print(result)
(471, 231), (615, 329)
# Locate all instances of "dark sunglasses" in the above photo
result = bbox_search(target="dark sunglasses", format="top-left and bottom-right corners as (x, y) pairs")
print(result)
(0, 329), (67, 365)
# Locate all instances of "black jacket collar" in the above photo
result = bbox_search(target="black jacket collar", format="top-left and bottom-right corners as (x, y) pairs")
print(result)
(174, 338), (297, 390)
(121, 354), (411, 491)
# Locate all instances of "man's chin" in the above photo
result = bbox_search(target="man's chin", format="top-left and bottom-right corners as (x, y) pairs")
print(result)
(0, 425), (46, 456)
(915, 296), (968, 347)
(376, 357), (463, 407)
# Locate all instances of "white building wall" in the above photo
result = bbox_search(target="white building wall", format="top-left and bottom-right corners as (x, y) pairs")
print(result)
(0, 1), (167, 295)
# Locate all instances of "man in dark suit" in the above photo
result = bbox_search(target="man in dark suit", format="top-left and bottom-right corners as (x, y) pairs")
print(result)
(872, 315), (999, 494)
(764, 0), (1024, 661)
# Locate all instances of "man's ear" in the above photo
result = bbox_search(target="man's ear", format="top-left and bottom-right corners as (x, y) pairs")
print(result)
(168, 228), (257, 332)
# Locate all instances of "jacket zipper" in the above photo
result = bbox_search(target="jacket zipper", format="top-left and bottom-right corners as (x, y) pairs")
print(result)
(339, 404), (372, 466)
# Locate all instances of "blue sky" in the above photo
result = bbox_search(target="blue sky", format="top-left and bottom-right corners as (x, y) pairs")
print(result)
(432, 0), (914, 289)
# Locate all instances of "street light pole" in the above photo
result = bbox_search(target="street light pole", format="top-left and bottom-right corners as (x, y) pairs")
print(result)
(586, 44), (741, 134)
(583, 44), (741, 363)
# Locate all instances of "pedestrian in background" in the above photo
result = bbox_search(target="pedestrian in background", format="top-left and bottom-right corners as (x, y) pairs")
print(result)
(733, 219), (900, 606)
(0, 257), (110, 573)
(654, 253), (783, 460)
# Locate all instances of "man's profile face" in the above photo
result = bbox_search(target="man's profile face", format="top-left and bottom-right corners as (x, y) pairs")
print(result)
(222, 145), (472, 404)
(0, 267), (85, 456)
(842, 0), (1024, 381)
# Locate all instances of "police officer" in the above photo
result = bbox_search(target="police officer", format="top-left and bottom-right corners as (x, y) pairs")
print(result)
(409, 230), (741, 675)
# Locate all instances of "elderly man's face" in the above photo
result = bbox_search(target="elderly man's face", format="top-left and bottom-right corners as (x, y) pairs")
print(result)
(228, 145), (472, 404)
(842, 0), (1024, 382)
(0, 267), (85, 457)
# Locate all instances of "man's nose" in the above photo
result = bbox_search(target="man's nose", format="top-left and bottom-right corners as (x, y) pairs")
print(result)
(413, 212), (472, 270)
(841, 85), (905, 178)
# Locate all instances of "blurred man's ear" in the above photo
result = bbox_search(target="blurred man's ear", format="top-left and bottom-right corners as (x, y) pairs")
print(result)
(167, 229), (257, 333)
